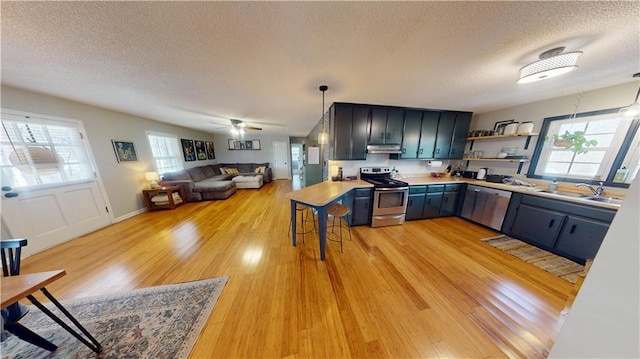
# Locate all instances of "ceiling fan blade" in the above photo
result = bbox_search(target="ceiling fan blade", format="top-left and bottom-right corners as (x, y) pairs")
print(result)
(244, 126), (262, 130)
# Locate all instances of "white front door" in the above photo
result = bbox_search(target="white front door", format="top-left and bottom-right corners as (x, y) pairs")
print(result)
(272, 141), (290, 179)
(1, 111), (112, 257)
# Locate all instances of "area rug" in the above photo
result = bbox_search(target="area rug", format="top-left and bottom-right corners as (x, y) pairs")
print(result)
(481, 235), (585, 284)
(1, 276), (228, 359)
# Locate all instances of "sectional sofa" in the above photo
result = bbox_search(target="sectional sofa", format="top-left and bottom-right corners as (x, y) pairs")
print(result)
(160, 163), (272, 202)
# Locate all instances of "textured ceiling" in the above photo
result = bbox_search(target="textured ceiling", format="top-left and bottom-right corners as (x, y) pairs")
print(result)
(2, 1), (639, 136)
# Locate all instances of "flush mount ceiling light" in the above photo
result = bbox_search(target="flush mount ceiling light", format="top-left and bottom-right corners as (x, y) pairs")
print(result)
(517, 47), (583, 84)
(619, 72), (640, 118)
(317, 85), (329, 145)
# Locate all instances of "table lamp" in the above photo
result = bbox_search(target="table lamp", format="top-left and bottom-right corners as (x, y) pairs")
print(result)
(145, 171), (160, 189)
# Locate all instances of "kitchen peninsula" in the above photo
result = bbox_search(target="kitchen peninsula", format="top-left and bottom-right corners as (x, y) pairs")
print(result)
(287, 173), (622, 262)
(285, 180), (372, 260)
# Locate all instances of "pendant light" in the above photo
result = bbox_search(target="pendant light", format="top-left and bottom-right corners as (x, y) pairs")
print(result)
(317, 85), (329, 145)
(620, 72), (640, 118)
(517, 47), (583, 84)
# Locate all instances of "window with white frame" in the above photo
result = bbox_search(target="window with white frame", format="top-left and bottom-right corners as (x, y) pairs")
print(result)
(1, 113), (95, 189)
(146, 132), (183, 175)
(529, 108), (639, 186)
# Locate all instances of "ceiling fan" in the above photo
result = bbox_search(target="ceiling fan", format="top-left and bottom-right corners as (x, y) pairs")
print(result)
(209, 119), (262, 134)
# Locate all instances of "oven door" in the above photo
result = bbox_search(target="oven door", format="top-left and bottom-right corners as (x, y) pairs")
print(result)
(372, 188), (409, 216)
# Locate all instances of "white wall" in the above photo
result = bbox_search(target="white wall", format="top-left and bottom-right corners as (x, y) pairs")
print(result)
(2, 85), (234, 219)
(549, 175), (640, 358)
(469, 82), (638, 179)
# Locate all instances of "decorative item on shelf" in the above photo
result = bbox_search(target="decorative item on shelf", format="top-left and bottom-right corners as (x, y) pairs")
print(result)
(517, 47), (583, 84)
(517, 121), (535, 134)
(552, 130), (598, 154)
(317, 85), (329, 145)
(503, 122), (520, 135)
(619, 72), (640, 118)
(493, 119), (515, 135)
(145, 171), (160, 189)
(227, 139), (261, 150)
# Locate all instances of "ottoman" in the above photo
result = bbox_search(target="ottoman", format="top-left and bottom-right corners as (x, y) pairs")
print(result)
(232, 175), (263, 189)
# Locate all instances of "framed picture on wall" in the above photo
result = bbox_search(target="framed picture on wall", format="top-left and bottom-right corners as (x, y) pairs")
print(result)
(228, 139), (261, 150)
(195, 140), (207, 160)
(111, 140), (138, 163)
(181, 139), (196, 161)
(206, 141), (215, 159)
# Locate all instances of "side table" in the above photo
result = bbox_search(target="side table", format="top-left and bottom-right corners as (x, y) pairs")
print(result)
(142, 185), (186, 211)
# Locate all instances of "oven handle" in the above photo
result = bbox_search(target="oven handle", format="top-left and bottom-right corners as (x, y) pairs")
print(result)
(374, 187), (409, 191)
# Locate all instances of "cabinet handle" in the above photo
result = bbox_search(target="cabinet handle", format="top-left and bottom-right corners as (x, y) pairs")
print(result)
(419, 148), (423, 154)
(380, 132), (385, 139)
(427, 198), (431, 204)
(386, 133), (390, 139)
(570, 224), (577, 234)
(435, 148), (440, 154)
(548, 219), (555, 228)
(443, 197), (448, 204)
(402, 148), (406, 154)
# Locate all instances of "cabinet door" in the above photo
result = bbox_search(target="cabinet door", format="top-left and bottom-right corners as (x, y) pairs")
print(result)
(510, 204), (566, 249)
(369, 108), (388, 144)
(554, 216), (610, 263)
(434, 112), (455, 159)
(401, 110), (422, 159)
(440, 190), (460, 217)
(386, 109), (404, 144)
(449, 112), (471, 159)
(333, 104), (353, 160)
(351, 106), (370, 160)
(423, 192), (443, 218)
(352, 196), (371, 226)
(418, 111), (440, 159)
(406, 193), (426, 221)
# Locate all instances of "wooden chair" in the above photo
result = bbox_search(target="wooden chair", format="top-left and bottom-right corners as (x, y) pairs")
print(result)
(1, 238), (30, 321)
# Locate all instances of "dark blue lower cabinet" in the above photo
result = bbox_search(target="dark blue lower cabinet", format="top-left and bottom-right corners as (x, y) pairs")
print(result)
(351, 188), (372, 226)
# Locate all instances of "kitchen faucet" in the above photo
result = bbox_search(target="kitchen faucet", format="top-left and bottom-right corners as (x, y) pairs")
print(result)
(575, 181), (605, 197)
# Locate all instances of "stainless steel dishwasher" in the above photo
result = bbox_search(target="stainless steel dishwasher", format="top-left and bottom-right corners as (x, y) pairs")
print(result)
(461, 185), (512, 231)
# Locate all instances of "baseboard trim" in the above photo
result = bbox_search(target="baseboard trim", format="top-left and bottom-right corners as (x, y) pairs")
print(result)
(114, 208), (147, 223)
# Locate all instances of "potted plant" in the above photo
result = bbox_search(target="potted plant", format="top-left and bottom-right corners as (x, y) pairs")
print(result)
(552, 130), (598, 154)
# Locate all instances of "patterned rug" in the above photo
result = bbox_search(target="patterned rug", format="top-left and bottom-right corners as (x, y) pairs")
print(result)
(1, 276), (228, 358)
(482, 235), (585, 284)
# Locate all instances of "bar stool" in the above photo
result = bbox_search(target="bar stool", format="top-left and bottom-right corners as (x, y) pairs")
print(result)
(327, 203), (352, 253)
(288, 203), (317, 243)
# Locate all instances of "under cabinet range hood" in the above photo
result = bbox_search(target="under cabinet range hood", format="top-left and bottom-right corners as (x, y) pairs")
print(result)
(366, 144), (402, 154)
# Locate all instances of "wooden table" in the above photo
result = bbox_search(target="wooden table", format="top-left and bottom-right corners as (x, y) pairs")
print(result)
(142, 184), (186, 211)
(285, 180), (372, 260)
(1, 270), (102, 353)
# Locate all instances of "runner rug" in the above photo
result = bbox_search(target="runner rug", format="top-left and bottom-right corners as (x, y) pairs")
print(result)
(481, 235), (585, 284)
(1, 276), (228, 358)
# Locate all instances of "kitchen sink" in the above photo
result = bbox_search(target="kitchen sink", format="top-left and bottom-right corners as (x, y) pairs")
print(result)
(527, 188), (588, 198)
(581, 196), (625, 205)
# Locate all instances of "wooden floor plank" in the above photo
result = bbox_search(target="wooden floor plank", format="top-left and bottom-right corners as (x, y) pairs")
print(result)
(17, 179), (575, 358)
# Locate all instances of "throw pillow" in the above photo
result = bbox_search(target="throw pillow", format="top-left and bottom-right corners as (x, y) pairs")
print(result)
(254, 166), (266, 174)
(220, 167), (229, 174)
(226, 167), (239, 174)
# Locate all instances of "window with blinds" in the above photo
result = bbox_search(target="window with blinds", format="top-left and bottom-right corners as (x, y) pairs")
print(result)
(1, 113), (95, 189)
(146, 132), (183, 175)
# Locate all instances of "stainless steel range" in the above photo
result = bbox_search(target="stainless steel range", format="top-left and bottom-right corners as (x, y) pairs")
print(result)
(360, 167), (409, 227)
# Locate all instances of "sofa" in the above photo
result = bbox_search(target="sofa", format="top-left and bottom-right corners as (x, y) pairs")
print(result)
(160, 163), (272, 202)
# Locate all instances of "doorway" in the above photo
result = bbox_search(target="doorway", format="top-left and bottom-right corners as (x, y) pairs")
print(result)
(272, 141), (290, 179)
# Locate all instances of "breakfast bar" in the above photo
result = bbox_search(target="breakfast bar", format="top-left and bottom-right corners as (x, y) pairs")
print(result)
(285, 180), (372, 260)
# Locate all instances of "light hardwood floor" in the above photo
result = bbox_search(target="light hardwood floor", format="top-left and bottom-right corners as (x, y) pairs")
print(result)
(19, 179), (576, 358)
